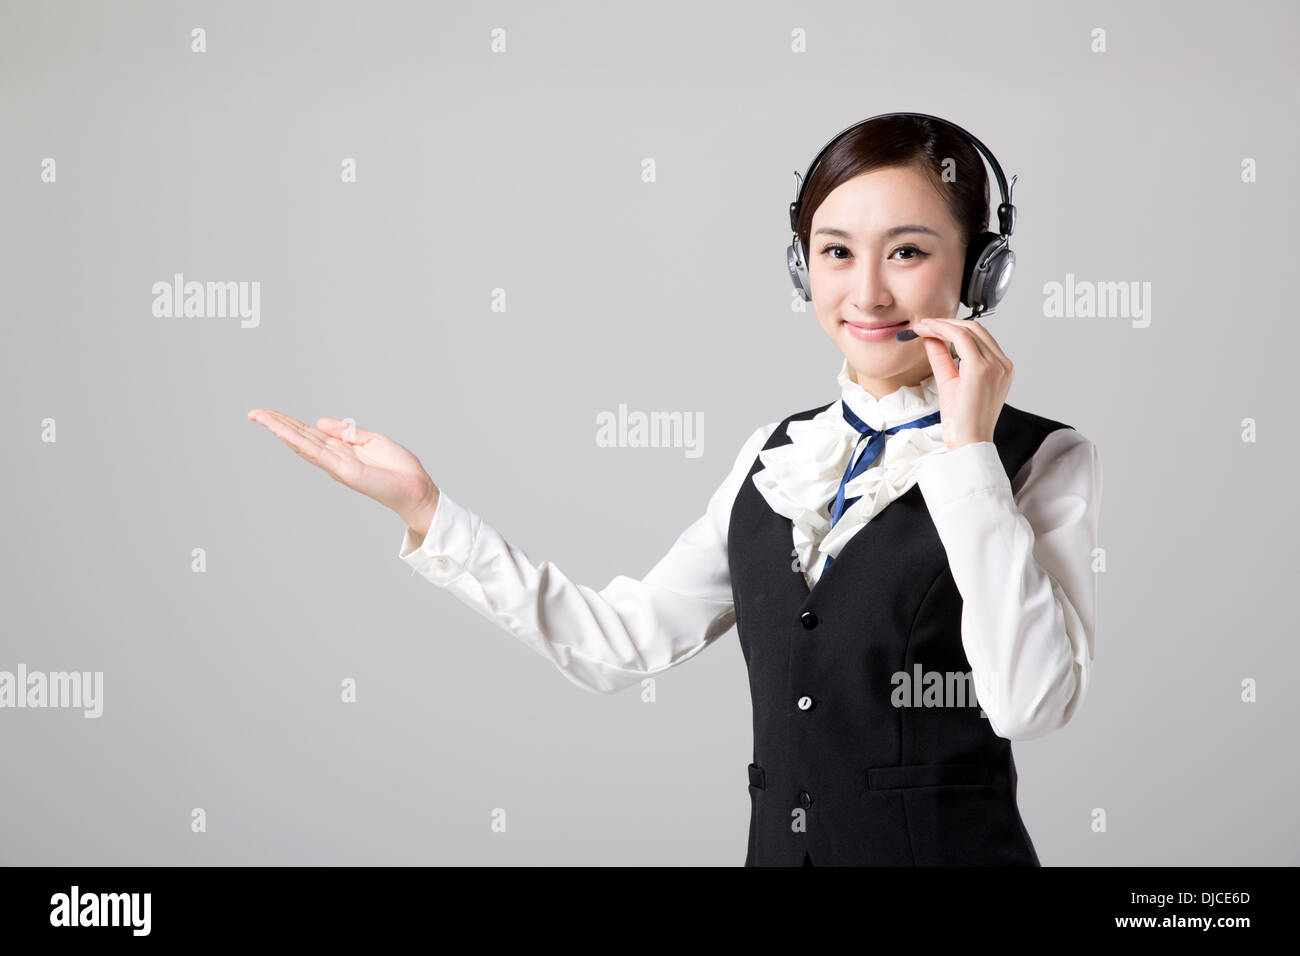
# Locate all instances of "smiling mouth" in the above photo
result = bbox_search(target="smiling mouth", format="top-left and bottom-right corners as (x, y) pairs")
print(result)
(843, 319), (908, 331)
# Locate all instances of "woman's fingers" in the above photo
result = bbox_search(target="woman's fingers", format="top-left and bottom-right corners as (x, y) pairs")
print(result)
(249, 409), (353, 476)
(919, 319), (1011, 374)
(916, 319), (992, 365)
(255, 412), (325, 456)
(955, 320), (1014, 374)
(316, 417), (379, 444)
(945, 319), (1011, 372)
(259, 410), (345, 453)
(248, 408), (432, 515)
(253, 409), (325, 442)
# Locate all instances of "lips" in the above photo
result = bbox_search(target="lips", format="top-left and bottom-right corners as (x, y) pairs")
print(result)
(844, 320), (908, 331)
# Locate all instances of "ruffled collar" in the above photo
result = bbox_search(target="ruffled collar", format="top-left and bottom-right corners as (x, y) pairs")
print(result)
(751, 358), (949, 589)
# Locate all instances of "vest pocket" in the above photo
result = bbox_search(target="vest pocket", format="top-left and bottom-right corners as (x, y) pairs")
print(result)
(863, 767), (1032, 866)
(866, 763), (993, 791)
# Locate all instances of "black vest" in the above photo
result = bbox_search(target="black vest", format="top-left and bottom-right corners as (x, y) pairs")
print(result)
(728, 399), (1073, 866)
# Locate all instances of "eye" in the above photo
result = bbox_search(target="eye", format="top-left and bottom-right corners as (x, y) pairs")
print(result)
(818, 243), (931, 262)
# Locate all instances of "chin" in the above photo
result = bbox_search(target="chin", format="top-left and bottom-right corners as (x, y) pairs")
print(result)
(841, 339), (920, 377)
(840, 328), (907, 355)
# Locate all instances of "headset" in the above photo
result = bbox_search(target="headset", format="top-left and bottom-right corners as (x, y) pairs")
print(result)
(786, 111), (1018, 319)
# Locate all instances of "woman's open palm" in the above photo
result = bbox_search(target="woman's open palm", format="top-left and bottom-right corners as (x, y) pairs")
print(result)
(247, 409), (437, 526)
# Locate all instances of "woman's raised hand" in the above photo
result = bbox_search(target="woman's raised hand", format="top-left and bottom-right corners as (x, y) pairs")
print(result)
(910, 317), (1014, 452)
(247, 409), (440, 534)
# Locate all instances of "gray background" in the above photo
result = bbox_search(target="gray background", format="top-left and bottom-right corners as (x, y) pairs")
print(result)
(2, 0), (1297, 865)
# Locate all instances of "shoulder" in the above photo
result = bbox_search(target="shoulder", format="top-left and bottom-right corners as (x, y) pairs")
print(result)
(724, 400), (834, 481)
(1000, 405), (1101, 496)
(785, 399), (838, 425)
(993, 401), (1101, 487)
(730, 398), (834, 458)
(750, 400), (838, 452)
(736, 420), (782, 461)
(994, 401), (1081, 456)
(995, 401), (1074, 439)
(997, 402), (1098, 458)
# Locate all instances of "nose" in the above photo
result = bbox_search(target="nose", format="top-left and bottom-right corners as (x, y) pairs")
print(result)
(850, 255), (891, 313)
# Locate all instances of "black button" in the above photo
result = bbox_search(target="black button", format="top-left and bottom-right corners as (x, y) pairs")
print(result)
(799, 791), (812, 809)
(800, 610), (818, 629)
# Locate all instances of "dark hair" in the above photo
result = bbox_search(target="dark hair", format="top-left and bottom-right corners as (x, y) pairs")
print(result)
(795, 115), (990, 260)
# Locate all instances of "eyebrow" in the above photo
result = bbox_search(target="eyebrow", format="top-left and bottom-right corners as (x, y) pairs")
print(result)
(812, 224), (942, 240)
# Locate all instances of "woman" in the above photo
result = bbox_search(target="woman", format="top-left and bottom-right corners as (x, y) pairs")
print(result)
(249, 113), (1101, 867)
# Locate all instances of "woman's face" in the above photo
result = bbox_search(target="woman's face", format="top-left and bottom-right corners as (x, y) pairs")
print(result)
(807, 164), (967, 398)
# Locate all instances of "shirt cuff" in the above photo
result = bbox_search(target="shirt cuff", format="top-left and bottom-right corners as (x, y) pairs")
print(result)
(916, 441), (1010, 514)
(397, 488), (478, 584)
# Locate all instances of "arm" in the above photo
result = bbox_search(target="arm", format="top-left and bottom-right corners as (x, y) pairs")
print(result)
(916, 429), (1102, 741)
(397, 423), (778, 695)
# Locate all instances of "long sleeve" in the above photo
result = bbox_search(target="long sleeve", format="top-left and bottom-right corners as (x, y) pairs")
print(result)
(915, 429), (1102, 741)
(397, 423), (778, 695)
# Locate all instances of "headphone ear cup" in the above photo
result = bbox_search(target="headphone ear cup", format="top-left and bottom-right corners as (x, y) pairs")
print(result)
(962, 233), (1015, 312)
(960, 232), (998, 307)
(787, 238), (813, 302)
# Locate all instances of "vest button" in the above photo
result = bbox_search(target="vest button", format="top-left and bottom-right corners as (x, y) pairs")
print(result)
(797, 695), (813, 710)
(800, 610), (818, 629)
(800, 791), (812, 809)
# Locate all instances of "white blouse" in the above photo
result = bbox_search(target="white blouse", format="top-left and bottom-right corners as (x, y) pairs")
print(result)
(756, 357), (953, 591)
(398, 358), (1102, 742)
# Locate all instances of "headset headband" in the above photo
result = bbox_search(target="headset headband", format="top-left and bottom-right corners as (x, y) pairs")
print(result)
(788, 111), (1017, 238)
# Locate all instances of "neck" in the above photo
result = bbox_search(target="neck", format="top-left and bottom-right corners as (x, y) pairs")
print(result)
(847, 360), (932, 400)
